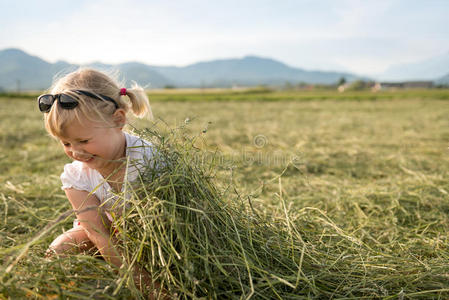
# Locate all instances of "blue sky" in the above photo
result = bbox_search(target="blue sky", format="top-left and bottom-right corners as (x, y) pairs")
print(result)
(1, 0), (448, 76)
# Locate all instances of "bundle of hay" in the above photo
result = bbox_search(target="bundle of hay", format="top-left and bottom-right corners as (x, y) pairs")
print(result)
(110, 126), (397, 299)
(106, 127), (305, 298)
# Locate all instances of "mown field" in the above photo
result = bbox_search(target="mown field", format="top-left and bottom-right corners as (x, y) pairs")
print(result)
(1, 89), (449, 299)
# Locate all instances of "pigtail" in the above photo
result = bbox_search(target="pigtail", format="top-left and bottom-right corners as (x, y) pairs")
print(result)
(122, 82), (153, 119)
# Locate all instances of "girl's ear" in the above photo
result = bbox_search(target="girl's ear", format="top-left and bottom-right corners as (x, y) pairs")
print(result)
(112, 109), (127, 129)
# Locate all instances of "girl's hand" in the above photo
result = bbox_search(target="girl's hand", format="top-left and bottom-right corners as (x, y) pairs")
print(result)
(132, 265), (171, 299)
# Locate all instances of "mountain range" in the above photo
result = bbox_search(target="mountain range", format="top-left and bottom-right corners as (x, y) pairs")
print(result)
(380, 52), (449, 82)
(0, 48), (448, 91)
(0, 48), (363, 91)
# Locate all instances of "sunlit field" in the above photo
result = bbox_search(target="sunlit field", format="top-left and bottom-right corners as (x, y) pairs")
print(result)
(1, 89), (449, 298)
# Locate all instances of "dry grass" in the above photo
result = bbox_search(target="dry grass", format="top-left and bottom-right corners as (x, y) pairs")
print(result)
(1, 92), (449, 299)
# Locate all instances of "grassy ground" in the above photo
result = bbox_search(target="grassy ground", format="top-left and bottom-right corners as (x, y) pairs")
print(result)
(1, 90), (449, 298)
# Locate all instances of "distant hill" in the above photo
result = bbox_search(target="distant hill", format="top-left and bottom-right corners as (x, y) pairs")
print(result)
(150, 56), (363, 86)
(0, 48), (61, 90)
(380, 52), (449, 81)
(435, 73), (449, 86)
(117, 62), (173, 88)
(0, 48), (364, 91)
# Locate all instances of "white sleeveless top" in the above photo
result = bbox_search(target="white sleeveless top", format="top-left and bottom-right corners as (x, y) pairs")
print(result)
(60, 132), (155, 223)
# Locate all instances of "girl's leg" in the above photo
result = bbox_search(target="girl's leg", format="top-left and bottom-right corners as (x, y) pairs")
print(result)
(46, 227), (96, 257)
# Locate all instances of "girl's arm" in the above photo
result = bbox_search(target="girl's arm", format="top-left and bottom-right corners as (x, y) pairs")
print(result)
(65, 188), (122, 266)
(64, 188), (157, 294)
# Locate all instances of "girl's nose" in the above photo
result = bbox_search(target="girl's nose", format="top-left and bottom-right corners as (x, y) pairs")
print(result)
(72, 150), (89, 159)
(70, 143), (85, 152)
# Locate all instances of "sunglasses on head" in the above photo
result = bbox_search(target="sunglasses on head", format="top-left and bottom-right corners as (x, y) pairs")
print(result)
(38, 89), (119, 113)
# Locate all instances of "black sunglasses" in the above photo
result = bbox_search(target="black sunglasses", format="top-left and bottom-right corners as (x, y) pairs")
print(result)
(38, 89), (119, 113)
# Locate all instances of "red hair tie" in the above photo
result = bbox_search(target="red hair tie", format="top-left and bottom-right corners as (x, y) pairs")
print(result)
(120, 88), (127, 96)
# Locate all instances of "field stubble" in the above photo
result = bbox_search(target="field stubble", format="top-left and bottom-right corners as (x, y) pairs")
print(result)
(1, 92), (449, 298)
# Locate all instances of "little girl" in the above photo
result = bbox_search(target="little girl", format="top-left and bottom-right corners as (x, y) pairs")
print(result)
(39, 68), (158, 293)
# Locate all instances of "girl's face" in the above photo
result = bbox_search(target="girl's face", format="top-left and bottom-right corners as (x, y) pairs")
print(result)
(58, 112), (126, 174)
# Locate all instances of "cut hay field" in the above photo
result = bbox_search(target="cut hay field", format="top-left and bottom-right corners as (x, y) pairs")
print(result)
(1, 90), (449, 299)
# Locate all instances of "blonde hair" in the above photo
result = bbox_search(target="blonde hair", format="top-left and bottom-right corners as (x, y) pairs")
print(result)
(43, 68), (152, 138)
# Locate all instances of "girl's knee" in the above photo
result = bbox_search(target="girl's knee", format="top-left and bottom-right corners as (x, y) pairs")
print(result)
(45, 229), (94, 257)
(46, 233), (75, 257)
